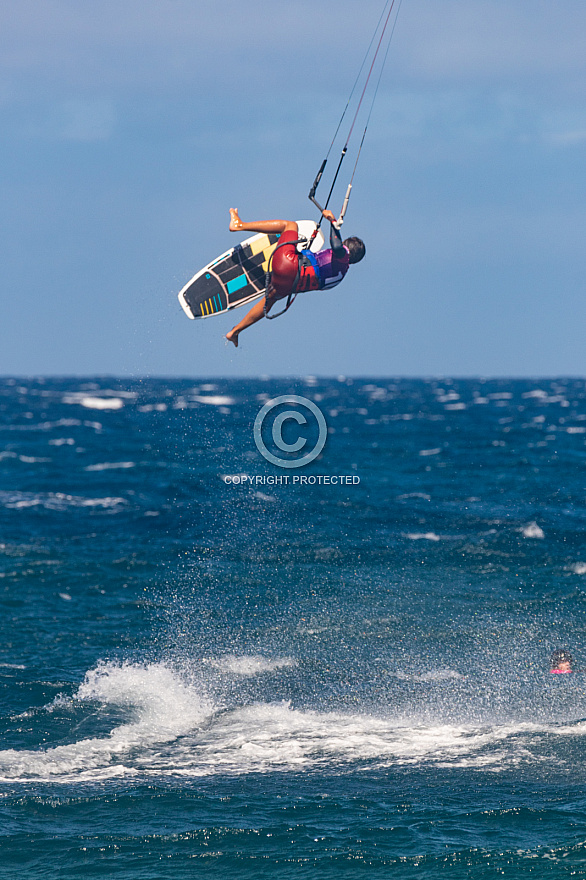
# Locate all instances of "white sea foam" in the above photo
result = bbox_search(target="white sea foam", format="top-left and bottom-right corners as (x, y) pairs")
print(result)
(522, 522), (545, 539)
(0, 662), (584, 783)
(208, 655), (297, 676)
(105, 390), (137, 399)
(0, 453), (51, 463)
(419, 448), (441, 457)
(570, 562), (586, 575)
(192, 395), (236, 406)
(521, 389), (568, 405)
(405, 532), (441, 541)
(522, 389), (549, 399)
(62, 395), (124, 410)
(0, 491), (126, 511)
(84, 462), (136, 472)
(0, 662), (212, 782)
(365, 386), (389, 401)
(44, 694), (74, 713)
(1, 418), (101, 433)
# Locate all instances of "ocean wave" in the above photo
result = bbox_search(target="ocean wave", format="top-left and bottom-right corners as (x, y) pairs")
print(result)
(0, 491), (126, 511)
(62, 395), (124, 410)
(192, 395), (236, 406)
(84, 462), (136, 472)
(521, 522), (545, 539)
(0, 453), (51, 463)
(1, 662), (583, 784)
(0, 419), (102, 433)
(0, 662), (212, 782)
(405, 532), (441, 541)
(137, 404), (168, 412)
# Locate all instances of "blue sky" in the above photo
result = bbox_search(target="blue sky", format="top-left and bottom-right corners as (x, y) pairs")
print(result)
(2, 0), (586, 377)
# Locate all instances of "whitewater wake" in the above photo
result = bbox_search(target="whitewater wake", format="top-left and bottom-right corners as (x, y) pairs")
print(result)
(1, 661), (586, 784)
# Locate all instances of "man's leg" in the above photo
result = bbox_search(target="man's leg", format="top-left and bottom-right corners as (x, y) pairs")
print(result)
(225, 209), (300, 346)
(229, 208), (297, 237)
(226, 293), (276, 347)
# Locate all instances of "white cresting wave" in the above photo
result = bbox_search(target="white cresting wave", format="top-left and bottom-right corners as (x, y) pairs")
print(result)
(2, 661), (586, 784)
(0, 663), (212, 783)
(62, 394), (125, 410)
(0, 491), (126, 511)
(84, 461), (136, 472)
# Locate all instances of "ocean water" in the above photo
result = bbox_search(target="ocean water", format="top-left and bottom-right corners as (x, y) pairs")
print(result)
(2, 376), (586, 878)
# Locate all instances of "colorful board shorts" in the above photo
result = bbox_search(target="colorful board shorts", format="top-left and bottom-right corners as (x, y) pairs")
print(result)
(271, 230), (321, 300)
(270, 230), (301, 301)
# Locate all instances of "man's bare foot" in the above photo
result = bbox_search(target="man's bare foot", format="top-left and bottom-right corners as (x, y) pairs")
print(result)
(229, 209), (243, 232)
(226, 328), (239, 347)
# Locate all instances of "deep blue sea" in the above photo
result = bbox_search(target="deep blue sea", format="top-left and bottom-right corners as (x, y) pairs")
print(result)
(2, 376), (586, 878)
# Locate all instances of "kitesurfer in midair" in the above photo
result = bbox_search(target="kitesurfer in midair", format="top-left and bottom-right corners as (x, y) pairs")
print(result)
(225, 208), (365, 347)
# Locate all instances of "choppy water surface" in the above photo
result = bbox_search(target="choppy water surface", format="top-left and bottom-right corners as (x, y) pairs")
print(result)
(2, 377), (586, 878)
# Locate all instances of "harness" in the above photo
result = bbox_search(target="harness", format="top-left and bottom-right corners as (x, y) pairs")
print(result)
(298, 249), (322, 291)
(263, 238), (321, 319)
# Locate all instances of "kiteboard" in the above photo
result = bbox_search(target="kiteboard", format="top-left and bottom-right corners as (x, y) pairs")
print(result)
(178, 220), (325, 320)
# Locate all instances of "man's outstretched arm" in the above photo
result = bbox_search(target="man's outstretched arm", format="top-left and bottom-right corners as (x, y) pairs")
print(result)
(321, 209), (345, 257)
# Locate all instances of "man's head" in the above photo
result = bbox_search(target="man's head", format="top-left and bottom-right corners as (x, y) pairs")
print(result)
(343, 236), (366, 264)
(550, 649), (573, 672)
